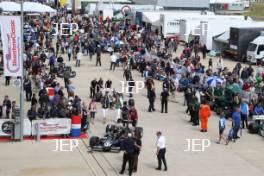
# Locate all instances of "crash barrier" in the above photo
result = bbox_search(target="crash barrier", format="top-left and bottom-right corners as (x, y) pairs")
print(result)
(70, 115), (81, 137)
(0, 118), (71, 137)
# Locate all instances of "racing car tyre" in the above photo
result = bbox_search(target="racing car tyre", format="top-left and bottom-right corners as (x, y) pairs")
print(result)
(89, 136), (100, 149)
(248, 122), (259, 134)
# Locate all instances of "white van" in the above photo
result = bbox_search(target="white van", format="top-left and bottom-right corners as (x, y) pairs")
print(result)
(247, 31), (264, 64)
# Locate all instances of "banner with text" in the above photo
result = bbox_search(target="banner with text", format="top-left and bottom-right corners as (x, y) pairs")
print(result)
(32, 118), (71, 136)
(0, 16), (22, 77)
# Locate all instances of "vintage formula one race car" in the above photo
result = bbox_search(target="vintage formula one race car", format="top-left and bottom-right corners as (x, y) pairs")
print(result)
(89, 123), (143, 152)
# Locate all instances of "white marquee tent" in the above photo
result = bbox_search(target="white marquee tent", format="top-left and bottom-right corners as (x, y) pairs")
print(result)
(0, 1), (56, 13)
(0, 1), (21, 12)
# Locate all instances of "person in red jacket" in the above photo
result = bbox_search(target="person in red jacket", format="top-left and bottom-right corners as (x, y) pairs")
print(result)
(199, 100), (212, 132)
(128, 106), (138, 127)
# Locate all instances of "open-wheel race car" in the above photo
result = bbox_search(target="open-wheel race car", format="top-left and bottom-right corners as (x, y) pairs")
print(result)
(89, 123), (143, 152)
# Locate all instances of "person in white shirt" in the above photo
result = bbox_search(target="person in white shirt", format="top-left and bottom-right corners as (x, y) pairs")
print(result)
(76, 50), (82, 67)
(67, 46), (72, 61)
(110, 52), (117, 71)
(156, 131), (167, 171)
(216, 56), (224, 75)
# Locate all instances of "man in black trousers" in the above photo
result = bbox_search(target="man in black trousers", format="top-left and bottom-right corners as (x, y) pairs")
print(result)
(96, 45), (102, 66)
(147, 88), (156, 112)
(160, 88), (169, 113)
(156, 131), (167, 171)
(133, 134), (142, 173)
(120, 133), (135, 176)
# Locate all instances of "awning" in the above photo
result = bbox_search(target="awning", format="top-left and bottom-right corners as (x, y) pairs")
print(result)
(142, 12), (161, 26)
(213, 30), (229, 44)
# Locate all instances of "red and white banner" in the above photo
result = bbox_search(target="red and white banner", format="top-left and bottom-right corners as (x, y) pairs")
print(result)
(0, 16), (22, 77)
(32, 118), (71, 136)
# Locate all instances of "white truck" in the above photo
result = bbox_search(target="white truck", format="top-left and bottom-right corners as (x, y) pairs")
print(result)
(247, 31), (264, 64)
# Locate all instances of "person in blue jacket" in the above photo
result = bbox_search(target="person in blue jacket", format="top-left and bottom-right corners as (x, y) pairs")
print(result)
(253, 103), (264, 115)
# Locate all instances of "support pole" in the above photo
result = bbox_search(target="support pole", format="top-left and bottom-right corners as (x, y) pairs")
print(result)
(19, 0), (24, 141)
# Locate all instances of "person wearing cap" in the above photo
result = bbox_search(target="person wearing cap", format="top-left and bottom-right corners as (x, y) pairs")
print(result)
(119, 133), (135, 176)
(156, 131), (167, 171)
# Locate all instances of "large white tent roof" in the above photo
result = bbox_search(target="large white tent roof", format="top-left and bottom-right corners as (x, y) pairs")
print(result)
(0, 1), (56, 13)
(0, 1), (21, 12)
(23, 2), (56, 13)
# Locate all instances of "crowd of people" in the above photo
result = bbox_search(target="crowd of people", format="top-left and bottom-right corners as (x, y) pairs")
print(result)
(1, 4), (264, 175)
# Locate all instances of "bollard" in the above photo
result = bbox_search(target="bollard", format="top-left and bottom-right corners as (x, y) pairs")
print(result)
(36, 122), (41, 142)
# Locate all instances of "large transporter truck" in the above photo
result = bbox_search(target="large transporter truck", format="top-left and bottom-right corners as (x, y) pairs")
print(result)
(229, 27), (264, 62)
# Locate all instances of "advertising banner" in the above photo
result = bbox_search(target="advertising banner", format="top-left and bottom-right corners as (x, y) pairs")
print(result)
(0, 119), (31, 136)
(0, 16), (22, 77)
(32, 118), (71, 135)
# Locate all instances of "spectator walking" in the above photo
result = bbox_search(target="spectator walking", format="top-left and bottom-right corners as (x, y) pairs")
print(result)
(156, 131), (167, 171)
(67, 46), (72, 61)
(110, 52), (117, 71)
(96, 45), (102, 66)
(217, 112), (226, 144)
(240, 100), (249, 129)
(90, 79), (98, 99)
(191, 97), (200, 126)
(24, 78), (32, 101)
(88, 99), (97, 124)
(101, 92), (110, 124)
(76, 50), (82, 67)
(160, 88), (169, 113)
(199, 100), (211, 132)
(114, 94), (122, 122)
(232, 107), (241, 139)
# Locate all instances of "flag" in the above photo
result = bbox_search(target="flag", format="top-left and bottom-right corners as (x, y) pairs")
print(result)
(0, 16), (22, 77)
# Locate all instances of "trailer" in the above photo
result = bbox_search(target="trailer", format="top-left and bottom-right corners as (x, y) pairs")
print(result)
(179, 16), (251, 49)
(229, 27), (264, 61)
